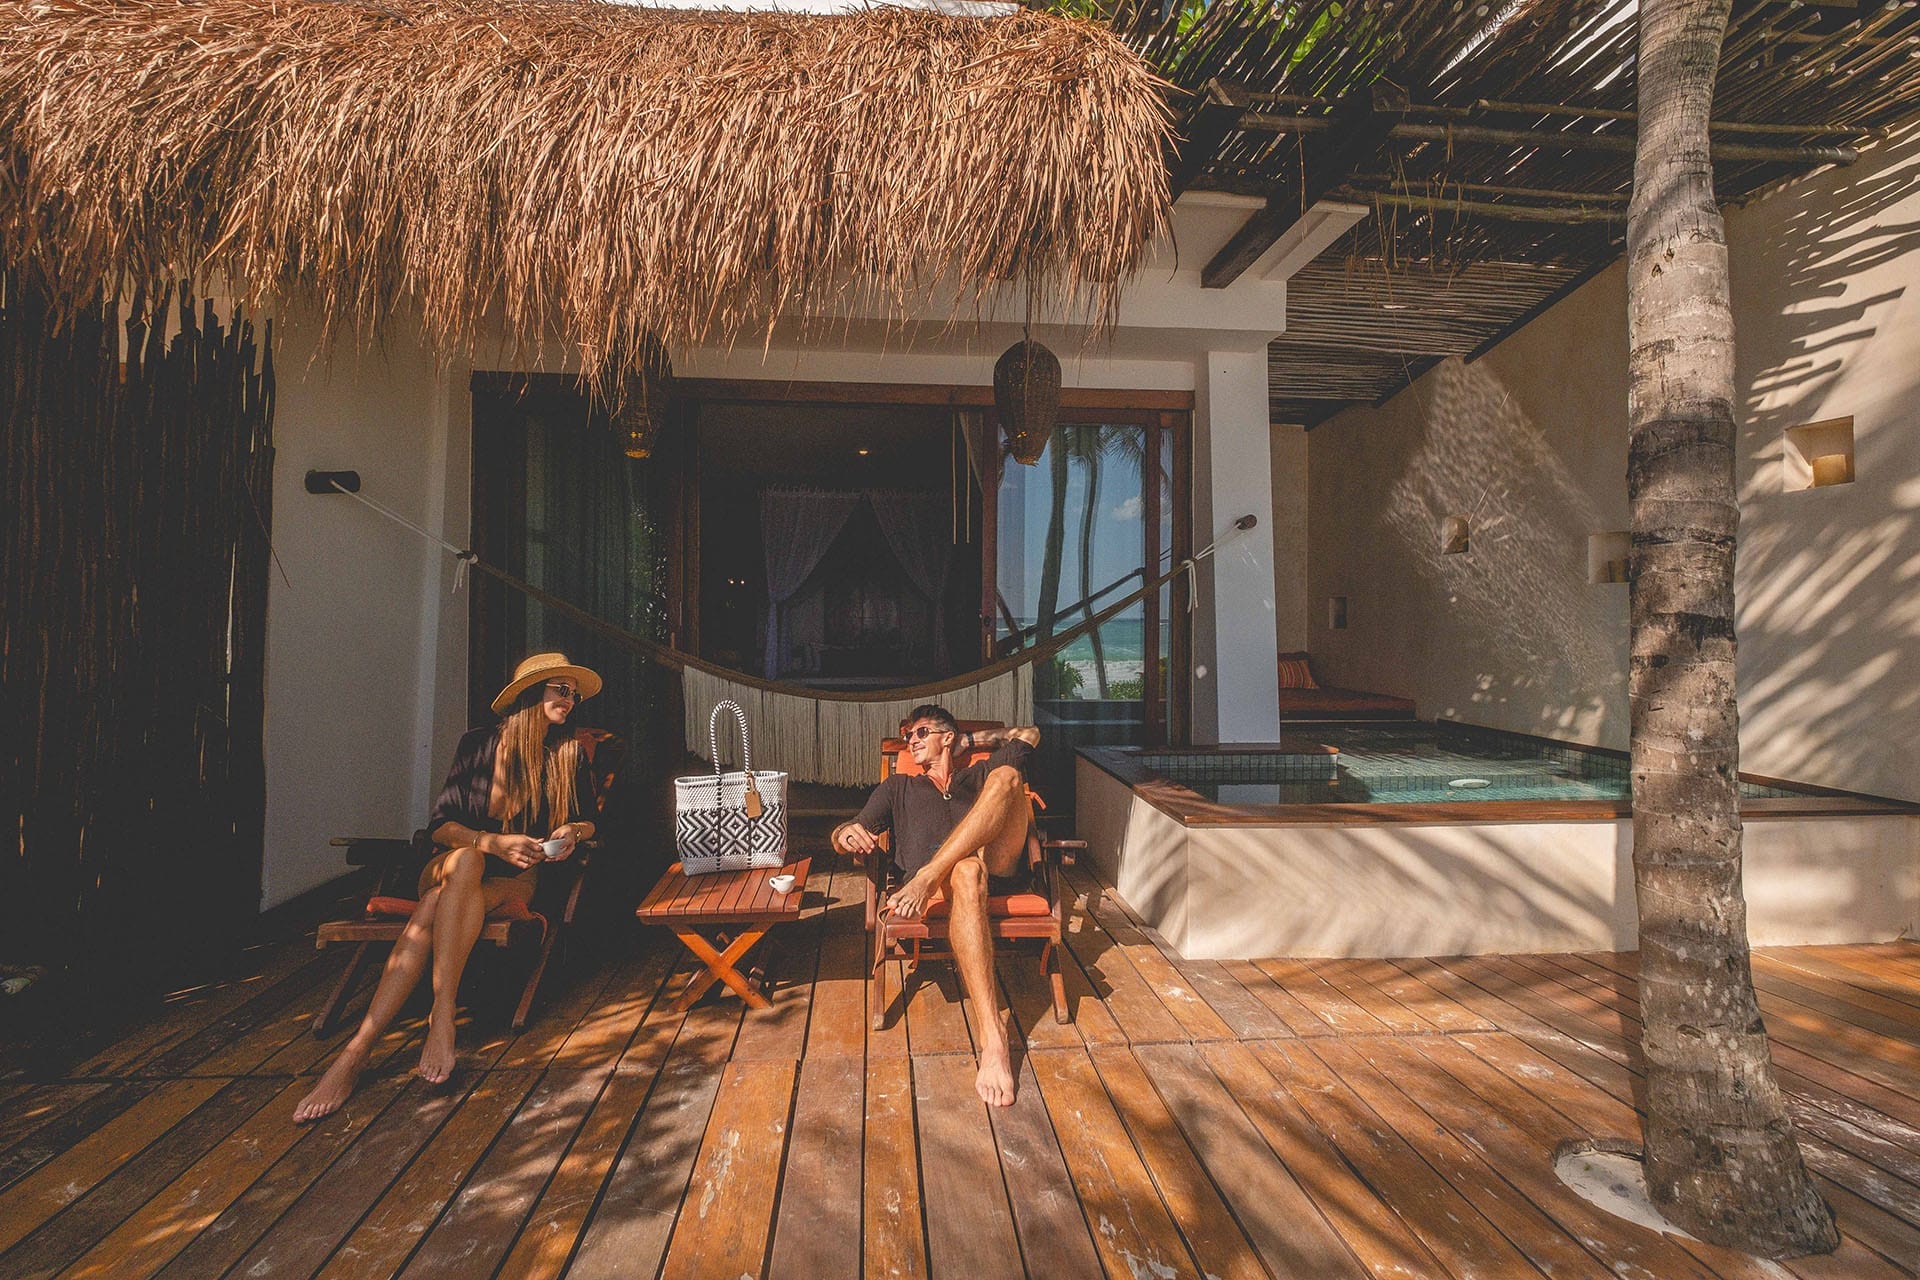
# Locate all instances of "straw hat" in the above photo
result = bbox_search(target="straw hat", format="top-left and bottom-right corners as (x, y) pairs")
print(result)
(493, 652), (602, 716)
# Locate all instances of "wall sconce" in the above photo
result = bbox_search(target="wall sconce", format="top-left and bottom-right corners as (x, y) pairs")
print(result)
(1784, 416), (1855, 492)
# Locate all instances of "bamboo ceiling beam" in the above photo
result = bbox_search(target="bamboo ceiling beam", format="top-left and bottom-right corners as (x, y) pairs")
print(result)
(1169, 78), (1248, 200)
(1349, 175), (1629, 203)
(1355, 193), (1625, 224)
(1465, 98), (1882, 139)
(1202, 80), (1407, 290)
(1386, 122), (1859, 165)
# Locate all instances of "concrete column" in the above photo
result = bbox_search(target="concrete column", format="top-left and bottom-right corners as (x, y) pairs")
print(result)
(1192, 348), (1281, 743)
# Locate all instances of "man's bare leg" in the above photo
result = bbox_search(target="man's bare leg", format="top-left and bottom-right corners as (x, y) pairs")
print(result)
(886, 766), (1029, 919)
(420, 848), (489, 1084)
(295, 887), (443, 1122)
(946, 857), (1017, 1106)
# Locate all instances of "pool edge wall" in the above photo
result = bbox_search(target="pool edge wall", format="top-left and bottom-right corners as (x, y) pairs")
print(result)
(1075, 756), (1920, 960)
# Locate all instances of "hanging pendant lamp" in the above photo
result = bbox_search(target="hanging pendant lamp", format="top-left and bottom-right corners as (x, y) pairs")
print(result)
(994, 338), (1060, 466)
(607, 332), (673, 459)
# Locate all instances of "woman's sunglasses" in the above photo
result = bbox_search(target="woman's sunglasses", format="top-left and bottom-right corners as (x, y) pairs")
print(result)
(545, 682), (581, 701)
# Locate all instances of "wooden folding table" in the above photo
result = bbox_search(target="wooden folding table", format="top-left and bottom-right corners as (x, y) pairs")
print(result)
(637, 856), (811, 1012)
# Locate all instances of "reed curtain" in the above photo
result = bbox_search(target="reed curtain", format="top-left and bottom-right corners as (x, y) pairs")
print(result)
(0, 275), (275, 985)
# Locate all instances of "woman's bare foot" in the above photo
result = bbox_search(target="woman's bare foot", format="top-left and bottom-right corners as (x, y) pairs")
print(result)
(419, 1012), (458, 1085)
(975, 1035), (1016, 1107)
(295, 1046), (368, 1123)
(886, 872), (938, 919)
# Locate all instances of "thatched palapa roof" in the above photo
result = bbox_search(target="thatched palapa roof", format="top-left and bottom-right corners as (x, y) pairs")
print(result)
(0, 0), (1171, 377)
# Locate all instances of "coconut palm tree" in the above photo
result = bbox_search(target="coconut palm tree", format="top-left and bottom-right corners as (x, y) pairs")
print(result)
(1626, 0), (1835, 1256)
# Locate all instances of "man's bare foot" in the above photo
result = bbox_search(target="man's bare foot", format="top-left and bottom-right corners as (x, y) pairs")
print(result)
(419, 1012), (457, 1085)
(295, 1046), (368, 1123)
(886, 872), (938, 919)
(975, 1036), (1016, 1107)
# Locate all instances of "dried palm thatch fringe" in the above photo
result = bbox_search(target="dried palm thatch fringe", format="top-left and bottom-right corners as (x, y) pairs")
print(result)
(0, 0), (1171, 382)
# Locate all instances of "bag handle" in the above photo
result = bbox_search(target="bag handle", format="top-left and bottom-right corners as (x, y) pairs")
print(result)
(708, 700), (752, 778)
(708, 700), (764, 819)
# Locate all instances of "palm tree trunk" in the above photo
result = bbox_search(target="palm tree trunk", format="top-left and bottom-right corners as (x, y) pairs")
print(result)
(1627, 0), (1835, 1256)
(1079, 442), (1109, 698)
(1035, 433), (1069, 642)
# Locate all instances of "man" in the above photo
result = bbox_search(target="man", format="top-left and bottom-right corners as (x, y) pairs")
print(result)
(832, 705), (1040, 1107)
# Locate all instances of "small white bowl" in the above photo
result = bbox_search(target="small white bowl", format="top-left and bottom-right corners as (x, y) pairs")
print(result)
(540, 837), (569, 859)
(768, 873), (797, 894)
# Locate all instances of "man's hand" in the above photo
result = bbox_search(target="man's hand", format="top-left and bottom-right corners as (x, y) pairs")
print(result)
(483, 832), (544, 869)
(833, 822), (879, 858)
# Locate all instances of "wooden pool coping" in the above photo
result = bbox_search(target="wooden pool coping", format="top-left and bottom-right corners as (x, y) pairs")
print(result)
(1078, 744), (1920, 828)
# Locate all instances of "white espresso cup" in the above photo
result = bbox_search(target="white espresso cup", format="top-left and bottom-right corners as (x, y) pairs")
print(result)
(540, 837), (569, 860)
(768, 873), (797, 894)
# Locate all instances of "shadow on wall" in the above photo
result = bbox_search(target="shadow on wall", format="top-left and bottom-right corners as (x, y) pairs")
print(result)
(1379, 357), (1625, 744)
(1734, 127), (1920, 800)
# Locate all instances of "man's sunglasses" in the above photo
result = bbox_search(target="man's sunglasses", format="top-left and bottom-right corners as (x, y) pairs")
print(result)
(906, 724), (952, 742)
(545, 682), (581, 701)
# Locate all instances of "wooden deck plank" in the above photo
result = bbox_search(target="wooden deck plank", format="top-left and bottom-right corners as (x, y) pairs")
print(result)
(0, 1075), (286, 1280)
(767, 1055), (863, 1280)
(1310, 1038), (1613, 1280)
(312, 1068), (541, 1279)
(564, 999), (743, 1280)
(1198, 1038), (1446, 1280)
(863, 1054), (927, 1280)
(658, 1057), (797, 1279)
(999, 953), (1083, 1051)
(1446, 1032), (1915, 1280)
(1057, 902), (1189, 1046)
(730, 920), (823, 1062)
(1069, 875), (1237, 1043)
(1219, 958), (1332, 1037)
(1759, 948), (1920, 1016)
(1252, 959), (1391, 1036)
(1394, 1034), (1780, 1280)
(0, 1084), (110, 1162)
(1302, 958), (1440, 1035)
(180, 1074), (450, 1280)
(0, 1075), (226, 1253)
(987, 1056), (1104, 1277)
(806, 932), (870, 1057)
(914, 1054), (1026, 1280)
(1127, 1042), (1364, 1279)
(56, 1076), (317, 1279)
(1027, 1047), (1198, 1280)
(906, 965), (977, 1057)
(1252, 1038), (1548, 1279)
(1348, 957), (1498, 1033)
(494, 999), (687, 1280)
(1087, 1046), (1268, 1280)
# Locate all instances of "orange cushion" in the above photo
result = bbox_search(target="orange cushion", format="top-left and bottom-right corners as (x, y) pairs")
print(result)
(923, 892), (1053, 919)
(1277, 652), (1318, 690)
(365, 894), (538, 924)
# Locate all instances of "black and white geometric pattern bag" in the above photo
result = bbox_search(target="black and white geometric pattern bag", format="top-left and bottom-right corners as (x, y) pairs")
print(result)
(673, 700), (789, 875)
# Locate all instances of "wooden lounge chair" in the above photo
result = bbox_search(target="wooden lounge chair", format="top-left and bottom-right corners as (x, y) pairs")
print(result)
(310, 729), (626, 1036)
(860, 724), (1084, 1030)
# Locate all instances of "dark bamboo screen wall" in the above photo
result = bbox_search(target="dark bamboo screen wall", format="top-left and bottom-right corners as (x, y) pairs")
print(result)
(0, 275), (275, 988)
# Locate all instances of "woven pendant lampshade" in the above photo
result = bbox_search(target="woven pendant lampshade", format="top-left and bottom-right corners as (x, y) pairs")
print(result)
(994, 339), (1060, 465)
(609, 333), (673, 459)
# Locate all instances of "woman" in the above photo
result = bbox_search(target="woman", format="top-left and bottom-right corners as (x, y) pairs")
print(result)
(295, 652), (602, 1123)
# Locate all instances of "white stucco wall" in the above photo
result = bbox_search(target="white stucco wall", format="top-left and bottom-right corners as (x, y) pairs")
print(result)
(1305, 126), (1920, 803)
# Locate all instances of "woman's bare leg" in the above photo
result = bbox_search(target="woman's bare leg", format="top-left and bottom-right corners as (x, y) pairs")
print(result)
(295, 887), (443, 1122)
(420, 848), (490, 1084)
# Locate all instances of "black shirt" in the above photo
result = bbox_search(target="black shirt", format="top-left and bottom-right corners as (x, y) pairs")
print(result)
(852, 739), (1035, 876)
(427, 725), (596, 840)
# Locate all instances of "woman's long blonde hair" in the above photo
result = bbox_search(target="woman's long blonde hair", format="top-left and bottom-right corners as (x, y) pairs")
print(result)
(496, 699), (581, 834)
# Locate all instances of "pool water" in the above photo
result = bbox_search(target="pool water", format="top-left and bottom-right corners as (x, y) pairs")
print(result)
(1135, 723), (1803, 806)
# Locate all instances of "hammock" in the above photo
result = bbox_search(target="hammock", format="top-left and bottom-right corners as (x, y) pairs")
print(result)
(323, 477), (1244, 784)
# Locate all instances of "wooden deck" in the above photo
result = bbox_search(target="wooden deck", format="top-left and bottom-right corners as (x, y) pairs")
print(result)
(5, 838), (1920, 1279)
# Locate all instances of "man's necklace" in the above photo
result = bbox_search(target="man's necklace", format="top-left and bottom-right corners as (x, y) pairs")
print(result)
(927, 772), (953, 801)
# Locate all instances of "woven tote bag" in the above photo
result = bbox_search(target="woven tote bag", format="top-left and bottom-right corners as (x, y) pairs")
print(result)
(673, 700), (789, 875)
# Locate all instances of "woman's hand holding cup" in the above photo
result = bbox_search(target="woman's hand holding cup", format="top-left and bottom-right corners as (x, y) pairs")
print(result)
(541, 827), (578, 861)
(485, 832), (545, 869)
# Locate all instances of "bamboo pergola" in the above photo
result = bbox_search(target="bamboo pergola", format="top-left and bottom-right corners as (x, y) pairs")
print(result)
(1100, 0), (1920, 422)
